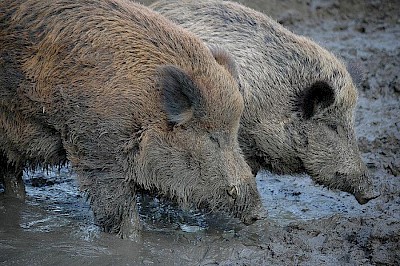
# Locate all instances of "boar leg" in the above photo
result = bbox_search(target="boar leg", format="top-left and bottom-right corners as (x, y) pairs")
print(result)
(0, 154), (25, 199)
(79, 171), (141, 239)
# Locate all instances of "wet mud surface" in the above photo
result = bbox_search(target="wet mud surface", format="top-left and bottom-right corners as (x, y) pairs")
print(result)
(1, 0), (399, 265)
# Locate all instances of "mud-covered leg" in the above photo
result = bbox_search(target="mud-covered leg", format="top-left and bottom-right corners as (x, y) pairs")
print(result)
(0, 154), (25, 199)
(79, 171), (141, 239)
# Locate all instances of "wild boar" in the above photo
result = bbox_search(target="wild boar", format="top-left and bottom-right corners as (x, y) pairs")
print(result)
(151, 0), (379, 204)
(0, 0), (264, 238)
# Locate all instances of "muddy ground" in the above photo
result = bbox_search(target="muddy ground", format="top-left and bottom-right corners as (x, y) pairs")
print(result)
(1, 0), (399, 265)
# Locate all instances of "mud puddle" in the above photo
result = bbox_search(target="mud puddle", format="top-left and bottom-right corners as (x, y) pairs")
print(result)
(0, 166), (382, 265)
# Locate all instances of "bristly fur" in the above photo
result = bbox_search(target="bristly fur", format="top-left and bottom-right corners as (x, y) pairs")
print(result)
(0, 0), (264, 238)
(152, 0), (379, 204)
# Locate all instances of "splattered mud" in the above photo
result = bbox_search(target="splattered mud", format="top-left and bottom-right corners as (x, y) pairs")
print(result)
(1, 0), (399, 265)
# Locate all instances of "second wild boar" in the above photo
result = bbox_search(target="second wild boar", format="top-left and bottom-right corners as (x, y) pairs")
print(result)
(151, 0), (379, 204)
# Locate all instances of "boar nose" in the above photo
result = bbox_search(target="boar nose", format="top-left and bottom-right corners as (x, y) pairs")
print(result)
(354, 169), (381, 204)
(335, 166), (380, 205)
(354, 186), (380, 204)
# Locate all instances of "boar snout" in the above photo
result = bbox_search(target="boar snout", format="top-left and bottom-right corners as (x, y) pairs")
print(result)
(353, 174), (380, 204)
(227, 186), (267, 225)
(335, 171), (380, 205)
(226, 182), (266, 225)
(354, 189), (380, 205)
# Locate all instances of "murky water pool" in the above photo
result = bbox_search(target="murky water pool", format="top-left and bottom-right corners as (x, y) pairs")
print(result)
(0, 166), (368, 265)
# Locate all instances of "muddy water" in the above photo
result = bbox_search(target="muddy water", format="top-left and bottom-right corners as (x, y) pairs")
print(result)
(0, 167), (369, 265)
(1, 0), (400, 265)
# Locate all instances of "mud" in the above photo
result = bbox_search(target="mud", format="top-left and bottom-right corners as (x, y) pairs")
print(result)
(1, 0), (399, 265)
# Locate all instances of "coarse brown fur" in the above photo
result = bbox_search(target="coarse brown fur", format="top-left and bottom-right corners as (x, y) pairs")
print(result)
(151, 0), (379, 204)
(0, 0), (264, 238)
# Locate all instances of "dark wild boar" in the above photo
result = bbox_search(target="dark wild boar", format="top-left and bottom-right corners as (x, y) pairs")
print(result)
(151, 0), (379, 204)
(0, 0), (264, 238)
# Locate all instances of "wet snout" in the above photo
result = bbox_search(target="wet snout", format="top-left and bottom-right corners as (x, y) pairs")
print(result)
(354, 191), (379, 204)
(226, 184), (266, 225)
(354, 185), (380, 204)
(335, 170), (380, 205)
(224, 149), (266, 225)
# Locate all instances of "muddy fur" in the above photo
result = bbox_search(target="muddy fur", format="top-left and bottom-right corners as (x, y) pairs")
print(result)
(151, 0), (379, 204)
(0, 0), (264, 237)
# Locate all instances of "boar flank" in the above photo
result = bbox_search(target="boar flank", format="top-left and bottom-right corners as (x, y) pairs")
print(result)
(151, 0), (379, 204)
(0, 0), (264, 238)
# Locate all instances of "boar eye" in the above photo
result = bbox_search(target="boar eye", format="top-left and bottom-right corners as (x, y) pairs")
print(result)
(209, 134), (221, 147)
(327, 124), (338, 133)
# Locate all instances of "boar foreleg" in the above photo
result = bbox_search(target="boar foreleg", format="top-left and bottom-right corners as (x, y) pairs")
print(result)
(0, 154), (25, 200)
(78, 171), (141, 239)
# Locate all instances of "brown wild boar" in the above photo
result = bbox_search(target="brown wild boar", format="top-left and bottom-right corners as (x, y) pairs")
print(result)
(151, 0), (379, 204)
(0, 0), (264, 238)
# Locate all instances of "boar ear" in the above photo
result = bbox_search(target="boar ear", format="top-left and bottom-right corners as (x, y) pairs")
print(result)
(158, 65), (204, 125)
(346, 60), (365, 87)
(297, 81), (335, 119)
(209, 45), (238, 79)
